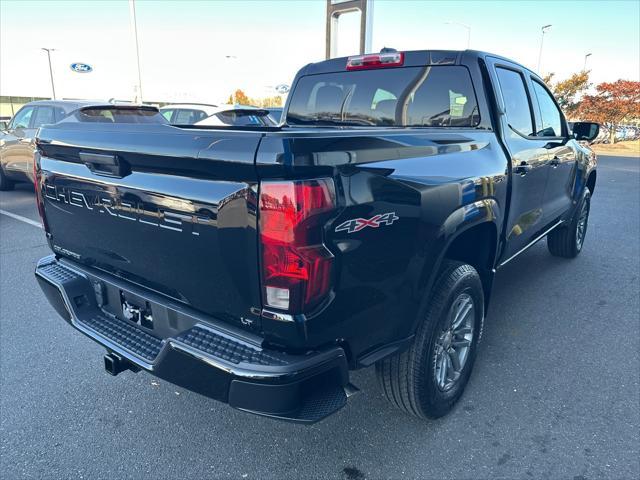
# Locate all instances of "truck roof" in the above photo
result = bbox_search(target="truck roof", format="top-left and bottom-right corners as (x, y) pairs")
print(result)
(300, 49), (538, 78)
(22, 99), (102, 113)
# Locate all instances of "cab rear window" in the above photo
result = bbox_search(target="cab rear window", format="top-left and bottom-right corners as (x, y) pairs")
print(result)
(286, 66), (479, 127)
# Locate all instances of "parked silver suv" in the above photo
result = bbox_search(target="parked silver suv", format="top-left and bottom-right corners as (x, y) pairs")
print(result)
(0, 100), (97, 190)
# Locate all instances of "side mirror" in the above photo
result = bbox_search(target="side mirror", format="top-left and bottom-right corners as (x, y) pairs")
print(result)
(572, 122), (600, 142)
(0, 121), (8, 131)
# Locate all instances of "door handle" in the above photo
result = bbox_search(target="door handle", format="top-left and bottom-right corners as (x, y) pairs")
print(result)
(79, 151), (129, 178)
(549, 156), (560, 167)
(514, 162), (531, 176)
(19, 138), (31, 144)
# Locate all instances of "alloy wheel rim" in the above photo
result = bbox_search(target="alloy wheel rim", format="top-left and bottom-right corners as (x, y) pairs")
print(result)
(576, 200), (589, 250)
(434, 292), (475, 391)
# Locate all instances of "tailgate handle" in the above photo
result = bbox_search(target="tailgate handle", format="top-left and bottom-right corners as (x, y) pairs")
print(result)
(79, 152), (129, 178)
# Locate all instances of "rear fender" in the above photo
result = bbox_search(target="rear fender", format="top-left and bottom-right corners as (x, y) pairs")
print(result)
(412, 199), (500, 334)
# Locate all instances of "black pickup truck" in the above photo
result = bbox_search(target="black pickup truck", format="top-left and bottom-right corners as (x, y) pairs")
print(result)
(34, 50), (599, 423)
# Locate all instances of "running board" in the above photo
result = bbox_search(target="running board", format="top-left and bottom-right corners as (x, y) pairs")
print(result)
(497, 220), (564, 269)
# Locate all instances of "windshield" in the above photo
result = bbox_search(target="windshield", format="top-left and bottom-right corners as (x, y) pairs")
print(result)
(286, 66), (479, 127)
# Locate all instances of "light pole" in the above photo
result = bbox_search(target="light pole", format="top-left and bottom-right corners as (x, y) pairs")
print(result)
(537, 24), (552, 73)
(445, 21), (471, 49)
(225, 55), (238, 104)
(129, 0), (143, 103)
(583, 53), (592, 71)
(41, 48), (56, 100)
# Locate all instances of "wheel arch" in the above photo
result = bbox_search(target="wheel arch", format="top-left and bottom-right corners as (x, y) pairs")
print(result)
(413, 199), (501, 335)
(443, 221), (498, 302)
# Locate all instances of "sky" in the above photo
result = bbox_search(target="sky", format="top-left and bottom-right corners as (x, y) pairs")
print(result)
(1, 0), (639, 104)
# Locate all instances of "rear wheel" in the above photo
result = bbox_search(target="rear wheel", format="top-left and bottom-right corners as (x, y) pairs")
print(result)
(0, 167), (15, 191)
(376, 260), (484, 419)
(547, 189), (591, 258)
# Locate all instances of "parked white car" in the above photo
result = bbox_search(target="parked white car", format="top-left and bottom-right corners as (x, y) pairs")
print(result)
(159, 104), (220, 125)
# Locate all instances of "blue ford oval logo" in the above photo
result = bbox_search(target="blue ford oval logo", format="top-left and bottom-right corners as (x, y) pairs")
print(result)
(70, 63), (93, 73)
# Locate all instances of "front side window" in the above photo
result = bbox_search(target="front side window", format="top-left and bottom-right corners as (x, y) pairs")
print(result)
(10, 106), (35, 129)
(287, 66), (480, 127)
(531, 80), (563, 137)
(495, 67), (534, 137)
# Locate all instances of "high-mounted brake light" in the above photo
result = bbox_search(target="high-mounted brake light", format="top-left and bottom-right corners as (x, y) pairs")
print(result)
(259, 179), (335, 313)
(346, 52), (404, 70)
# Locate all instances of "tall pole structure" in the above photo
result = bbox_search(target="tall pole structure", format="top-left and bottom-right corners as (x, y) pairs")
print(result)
(129, 0), (143, 103)
(537, 24), (552, 73)
(325, 0), (373, 59)
(583, 53), (592, 71)
(41, 48), (56, 100)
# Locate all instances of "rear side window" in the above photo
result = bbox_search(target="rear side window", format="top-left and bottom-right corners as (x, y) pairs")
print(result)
(531, 80), (563, 137)
(495, 68), (534, 137)
(54, 107), (67, 122)
(32, 106), (56, 128)
(78, 108), (165, 123)
(173, 109), (207, 124)
(287, 66), (480, 127)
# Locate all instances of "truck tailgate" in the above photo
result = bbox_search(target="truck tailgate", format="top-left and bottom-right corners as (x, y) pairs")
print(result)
(36, 123), (264, 330)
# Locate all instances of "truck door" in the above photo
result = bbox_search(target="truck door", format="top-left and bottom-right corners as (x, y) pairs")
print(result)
(486, 60), (552, 261)
(1, 105), (36, 180)
(528, 78), (576, 221)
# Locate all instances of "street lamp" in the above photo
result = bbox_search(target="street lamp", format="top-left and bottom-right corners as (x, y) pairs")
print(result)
(537, 24), (552, 73)
(41, 48), (56, 100)
(583, 53), (592, 71)
(445, 21), (471, 49)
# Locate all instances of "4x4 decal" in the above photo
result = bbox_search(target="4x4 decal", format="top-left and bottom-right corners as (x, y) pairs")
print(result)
(335, 212), (399, 234)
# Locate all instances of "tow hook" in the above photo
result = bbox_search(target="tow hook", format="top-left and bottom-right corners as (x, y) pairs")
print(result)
(104, 352), (137, 376)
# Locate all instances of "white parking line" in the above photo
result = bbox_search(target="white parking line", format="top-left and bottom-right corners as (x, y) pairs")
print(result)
(0, 209), (43, 229)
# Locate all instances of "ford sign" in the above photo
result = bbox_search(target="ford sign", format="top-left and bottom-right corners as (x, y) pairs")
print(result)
(70, 63), (93, 73)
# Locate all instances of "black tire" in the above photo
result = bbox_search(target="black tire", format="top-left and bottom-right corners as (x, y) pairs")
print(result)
(375, 260), (484, 419)
(0, 167), (15, 191)
(547, 189), (591, 258)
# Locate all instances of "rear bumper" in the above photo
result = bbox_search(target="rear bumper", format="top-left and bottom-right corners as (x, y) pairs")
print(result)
(35, 255), (350, 423)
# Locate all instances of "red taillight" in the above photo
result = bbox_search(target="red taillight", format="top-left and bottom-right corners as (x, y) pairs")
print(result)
(346, 52), (404, 70)
(259, 179), (335, 313)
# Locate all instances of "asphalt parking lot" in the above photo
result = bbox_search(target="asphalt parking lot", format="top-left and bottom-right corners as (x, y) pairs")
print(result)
(1, 154), (638, 480)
